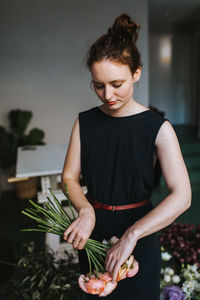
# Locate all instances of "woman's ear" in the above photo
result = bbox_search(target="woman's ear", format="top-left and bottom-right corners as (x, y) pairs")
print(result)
(132, 66), (142, 83)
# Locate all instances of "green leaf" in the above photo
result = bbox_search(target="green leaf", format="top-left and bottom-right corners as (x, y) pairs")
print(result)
(27, 128), (45, 145)
(60, 294), (64, 300)
(22, 276), (30, 284)
(0, 126), (17, 167)
(9, 109), (32, 136)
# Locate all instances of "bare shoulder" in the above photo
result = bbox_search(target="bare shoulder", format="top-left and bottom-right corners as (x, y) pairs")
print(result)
(62, 117), (81, 181)
(154, 120), (192, 196)
(155, 120), (179, 149)
(70, 117), (80, 138)
(68, 117), (80, 152)
(73, 117), (79, 129)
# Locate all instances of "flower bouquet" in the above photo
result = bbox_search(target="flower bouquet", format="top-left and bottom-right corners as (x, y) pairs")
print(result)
(160, 223), (200, 267)
(78, 236), (139, 296)
(22, 186), (139, 297)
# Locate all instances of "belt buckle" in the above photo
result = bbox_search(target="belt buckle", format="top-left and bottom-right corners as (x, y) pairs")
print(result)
(112, 205), (115, 211)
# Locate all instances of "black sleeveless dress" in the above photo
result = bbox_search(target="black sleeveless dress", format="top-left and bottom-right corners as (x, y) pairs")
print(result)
(78, 106), (167, 300)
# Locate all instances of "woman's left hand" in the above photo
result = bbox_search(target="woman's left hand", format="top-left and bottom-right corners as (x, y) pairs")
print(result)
(105, 227), (138, 282)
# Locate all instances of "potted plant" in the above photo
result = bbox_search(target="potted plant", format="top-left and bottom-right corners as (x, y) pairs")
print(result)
(0, 241), (85, 300)
(0, 109), (45, 197)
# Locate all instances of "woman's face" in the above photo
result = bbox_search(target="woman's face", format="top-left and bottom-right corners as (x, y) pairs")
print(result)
(91, 59), (141, 111)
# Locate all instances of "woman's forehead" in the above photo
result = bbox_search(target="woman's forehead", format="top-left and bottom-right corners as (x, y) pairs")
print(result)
(91, 59), (132, 82)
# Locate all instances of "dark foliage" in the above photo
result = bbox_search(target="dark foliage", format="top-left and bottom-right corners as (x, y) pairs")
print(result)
(160, 223), (200, 267)
(0, 242), (86, 300)
(0, 109), (45, 169)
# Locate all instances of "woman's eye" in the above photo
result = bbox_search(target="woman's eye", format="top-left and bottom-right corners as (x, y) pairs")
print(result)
(94, 85), (104, 89)
(113, 84), (122, 88)
(93, 83), (122, 89)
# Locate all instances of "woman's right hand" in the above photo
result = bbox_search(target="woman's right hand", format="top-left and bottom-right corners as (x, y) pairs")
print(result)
(63, 206), (95, 250)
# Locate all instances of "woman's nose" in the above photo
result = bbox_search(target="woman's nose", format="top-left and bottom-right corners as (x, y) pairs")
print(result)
(104, 86), (114, 101)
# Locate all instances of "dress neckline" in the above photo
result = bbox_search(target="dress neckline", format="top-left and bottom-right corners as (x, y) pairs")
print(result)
(96, 106), (151, 119)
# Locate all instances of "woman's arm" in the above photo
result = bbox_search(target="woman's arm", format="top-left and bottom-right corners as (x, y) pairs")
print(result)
(106, 121), (192, 282)
(131, 120), (191, 238)
(62, 118), (95, 250)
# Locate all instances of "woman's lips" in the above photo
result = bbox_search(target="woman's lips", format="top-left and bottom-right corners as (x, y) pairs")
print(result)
(107, 101), (117, 105)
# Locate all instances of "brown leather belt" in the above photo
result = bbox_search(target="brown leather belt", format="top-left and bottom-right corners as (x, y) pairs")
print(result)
(86, 194), (151, 211)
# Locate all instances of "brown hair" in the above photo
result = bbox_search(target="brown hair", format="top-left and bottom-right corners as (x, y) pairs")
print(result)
(86, 13), (142, 75)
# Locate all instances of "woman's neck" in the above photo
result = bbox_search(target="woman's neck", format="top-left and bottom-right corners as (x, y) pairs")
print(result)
(99, 100), (149, 118)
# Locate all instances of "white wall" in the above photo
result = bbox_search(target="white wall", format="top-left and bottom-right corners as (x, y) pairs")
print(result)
(149, 33), (193, 124)
(0, 0), (149, 145)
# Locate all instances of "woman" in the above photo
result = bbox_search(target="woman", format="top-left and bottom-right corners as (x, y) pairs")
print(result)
(61, 13), (191, 299)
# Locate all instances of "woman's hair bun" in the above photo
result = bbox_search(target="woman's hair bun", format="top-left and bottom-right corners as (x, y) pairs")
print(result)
(107, 13), (140, 44)
(86, 13), (142, 74)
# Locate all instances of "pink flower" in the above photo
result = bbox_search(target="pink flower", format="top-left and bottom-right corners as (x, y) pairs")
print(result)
(126, 259), (139, 277)
(78, 272), (117, 297)
(78, 256), (139, 296)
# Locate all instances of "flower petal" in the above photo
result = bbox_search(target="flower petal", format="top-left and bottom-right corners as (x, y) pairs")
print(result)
(78, 275), (88, 293)
(86, 278), (105, 294)
(99, 281), (118, 297)
(126, 259), (139, 278)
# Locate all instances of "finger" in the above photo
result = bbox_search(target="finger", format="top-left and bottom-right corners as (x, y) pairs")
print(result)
(64, 217), (79, 237)
(63, 231), (71, 241)
(105, 250), (113, 267)
(77, 238), (86, 250)
(106, 255), (116, 274)
(110, 236), (119, 244)
(112, 262), (121, 282)
(105, 254), (108, 268)
(63, 224), (74, 240)
(105, 256), (114, 272)
(63, 230), (69, 240)
(67, 230), (77, 244)
(72, 237), (81, 249)
(108, 259), (117, 275)
(105, 253), (111, 271)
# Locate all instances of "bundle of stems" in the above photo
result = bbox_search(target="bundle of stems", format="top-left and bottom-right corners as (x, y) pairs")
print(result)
(21, 186), (109, 273)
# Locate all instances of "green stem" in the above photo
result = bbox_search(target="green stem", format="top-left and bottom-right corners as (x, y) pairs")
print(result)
(64, 184), (76, 220)
(46, 196), (72, 224)
(43, 202), (70, 228)
(25, 203), (68, 232)
(21, 211), (65, 233)
(87, 238), (110, 249)
(88, 249), (105, 272)
(0, 260), (17, 267)
(85, 248), (92, 274)
(22, 189), (111, 274)
(21, 211), (53, 226)
(87, 249), (99, 272)
(85, 243), (107, 256)
(21, 228), (63, 235)
(49, 188), (72, 221)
